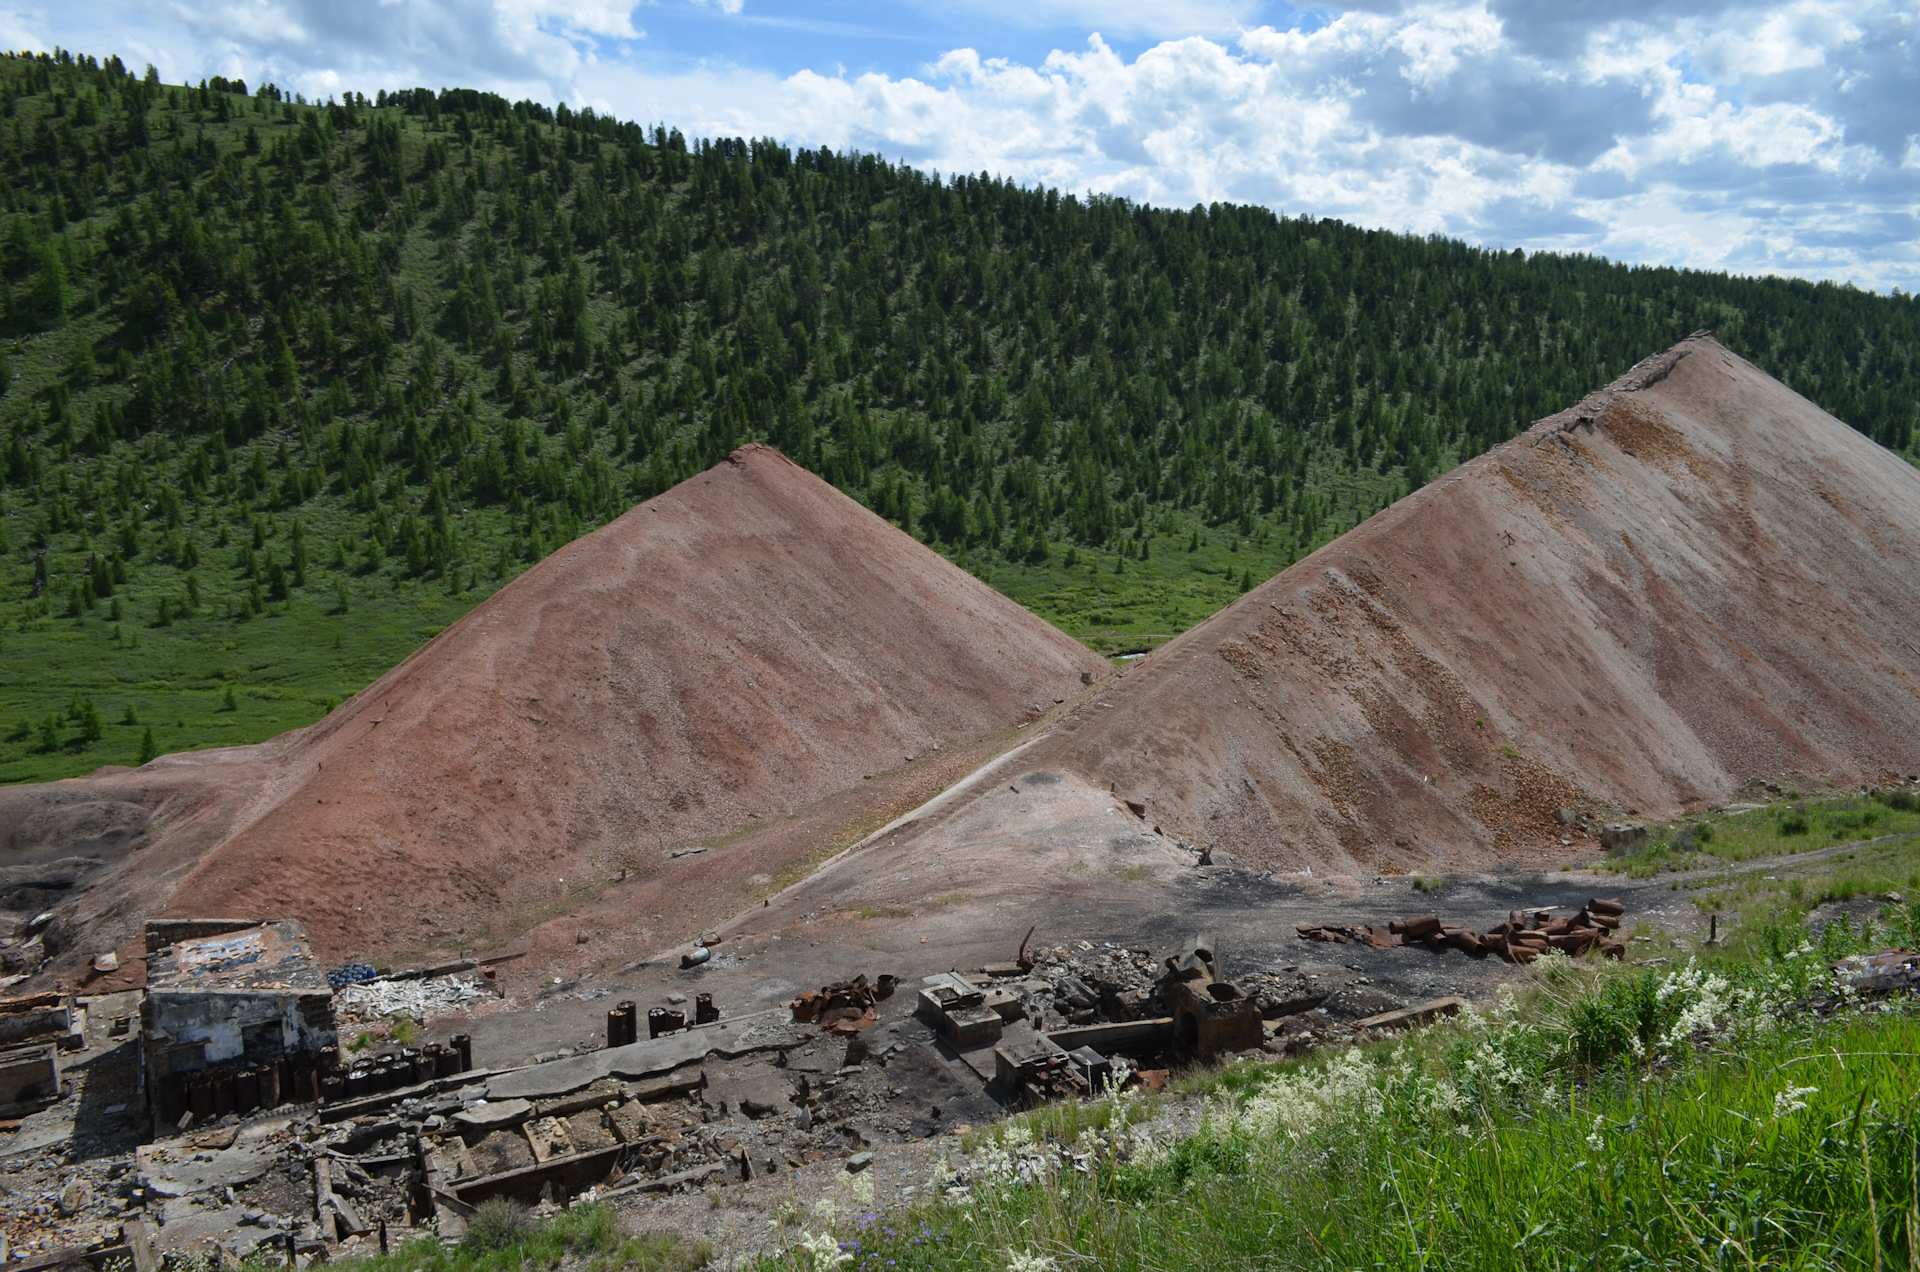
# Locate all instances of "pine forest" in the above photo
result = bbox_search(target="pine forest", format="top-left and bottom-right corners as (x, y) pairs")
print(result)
(2, 47), (1917, 782)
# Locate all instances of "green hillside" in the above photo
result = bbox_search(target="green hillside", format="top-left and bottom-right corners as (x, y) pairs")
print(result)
(1, 47), (1916, 783)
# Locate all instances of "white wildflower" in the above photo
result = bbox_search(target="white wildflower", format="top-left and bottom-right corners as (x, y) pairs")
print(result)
(796, 1230), (851, 1270)
(1006, 1250), (1059, 1272)
(1585, 1115), (1606, 1152)
(972, 1118), (1054, 1185)
(1233, 1048), (1385, 1143)
(928, 1153), (955, 1188)
(1773, 1085), (1818, 1119)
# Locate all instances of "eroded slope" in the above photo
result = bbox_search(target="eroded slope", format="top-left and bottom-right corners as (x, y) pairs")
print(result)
(768, 336), (1920, 935)
(13, 446), (1106, 979)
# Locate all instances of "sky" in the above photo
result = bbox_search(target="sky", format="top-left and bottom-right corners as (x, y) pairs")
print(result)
(6, 1), (1918, 290)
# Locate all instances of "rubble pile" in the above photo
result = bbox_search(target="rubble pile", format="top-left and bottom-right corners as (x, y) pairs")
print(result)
(5, 910), (1648, 1264)
(1298, 898), (1628, 963)
(0, 917), (50, 989)
(334, 974), (490, 1031)
(6, 995), (992, 1265)
(1026, 944), (1161, 1029)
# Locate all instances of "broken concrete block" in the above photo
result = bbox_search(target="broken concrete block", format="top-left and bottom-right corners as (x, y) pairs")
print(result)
(0, 1041), (59, 1107)
(1353, 997), (1467, 1033)
(0, 992), (75, 1048)
(981, 986), (1025, 1021)
(522, 1116), (576, 1163)
(453, 1098), (533, 1134)
(993, 1034), (1065, 1087)
(1064, 1047), (1112, 1093)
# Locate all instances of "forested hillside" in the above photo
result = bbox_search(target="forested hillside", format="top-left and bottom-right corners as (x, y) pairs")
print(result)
(1, 46), (1916, 782)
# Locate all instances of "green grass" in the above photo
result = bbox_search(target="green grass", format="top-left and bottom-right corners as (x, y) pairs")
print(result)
(0, 568), (504, 783)
(973, 456), (1419, 655)
(328, 1199), (707, 1272)
(755, 935), (1920, 1271)
(1602, 793), (1920, 880)
(1690, 838), (1920, 960)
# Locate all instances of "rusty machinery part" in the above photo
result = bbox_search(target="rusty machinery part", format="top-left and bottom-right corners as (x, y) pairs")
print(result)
(790, 974), (898, 1033)
(1296, 898), (1627, 963)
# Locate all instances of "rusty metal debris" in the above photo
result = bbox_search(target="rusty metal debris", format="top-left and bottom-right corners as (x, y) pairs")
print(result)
(1833, 949), (1920, 991)
(790, 974), (896, 1034)
(1298, 898), (1628, 963)
(1294, 923), (1399, 948)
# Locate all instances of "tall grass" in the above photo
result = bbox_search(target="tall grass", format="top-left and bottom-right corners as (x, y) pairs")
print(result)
(327, 1201), (708, 1272)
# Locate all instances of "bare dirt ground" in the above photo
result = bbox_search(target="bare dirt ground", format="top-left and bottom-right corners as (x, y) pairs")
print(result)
(2, 445), (1107, 986)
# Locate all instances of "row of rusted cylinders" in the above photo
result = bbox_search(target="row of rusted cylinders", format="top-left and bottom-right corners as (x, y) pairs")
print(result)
(154, 1035), (472, 1124)
(605, 996), (717, 1047)
(340, 1035), (473, 1098)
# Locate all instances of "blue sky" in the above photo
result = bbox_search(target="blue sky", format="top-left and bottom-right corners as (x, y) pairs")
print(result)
(7, 1), (1917, 289)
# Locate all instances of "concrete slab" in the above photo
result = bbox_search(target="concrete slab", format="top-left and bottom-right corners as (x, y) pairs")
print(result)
(1044, 1018), (1174, 1055)
(0, 1100), (73, 1157)
(136, 1119), (296, 1196)
(484, 1011), (806, 1102)
(1353, 996), (1467, 1033)
(452, 1099), (532, 1133)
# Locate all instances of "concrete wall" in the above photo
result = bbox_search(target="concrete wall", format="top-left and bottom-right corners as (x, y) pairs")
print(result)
(146, 989), (335, 1076)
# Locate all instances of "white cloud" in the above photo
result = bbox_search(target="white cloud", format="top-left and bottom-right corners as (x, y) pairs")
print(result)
(527, 0), (643, 39)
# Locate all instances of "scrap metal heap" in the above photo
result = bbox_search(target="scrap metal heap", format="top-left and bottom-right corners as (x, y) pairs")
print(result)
(1297, 897), (1628, 961)
(790, 975), (899, 1035)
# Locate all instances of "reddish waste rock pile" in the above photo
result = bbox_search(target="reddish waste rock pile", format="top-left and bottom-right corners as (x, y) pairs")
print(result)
(1031, 335), (1920, 872)
(7, 445), (1106, 980)
(780, 335), (1920, 919)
